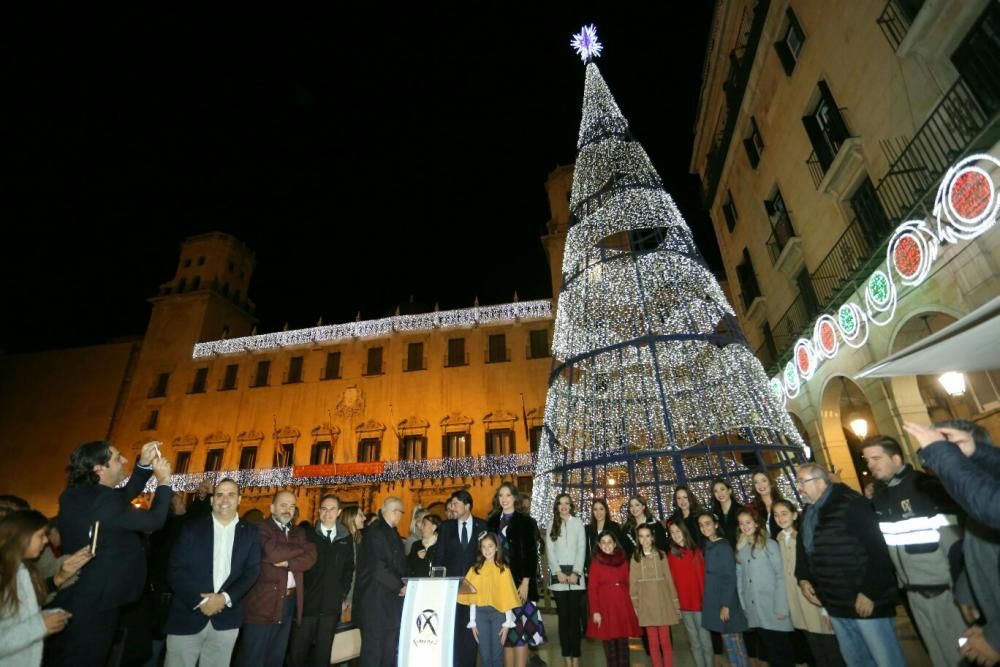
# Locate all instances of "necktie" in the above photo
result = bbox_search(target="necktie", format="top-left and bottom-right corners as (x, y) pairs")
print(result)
(326, 529), (332, 543)
(461, 522), (468, 546)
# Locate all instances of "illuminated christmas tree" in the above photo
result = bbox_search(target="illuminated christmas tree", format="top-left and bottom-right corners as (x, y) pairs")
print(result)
(531, 26), (806, 527)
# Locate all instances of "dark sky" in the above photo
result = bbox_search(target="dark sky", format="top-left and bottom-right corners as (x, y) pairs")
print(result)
(1, 4), (717, 353)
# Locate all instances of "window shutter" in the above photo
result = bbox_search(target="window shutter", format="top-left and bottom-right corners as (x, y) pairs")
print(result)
(774, 40), (795, 76)
(801, 112), (833, 170)
(743, 137), (761, 169)
(818, 80), (850, 145)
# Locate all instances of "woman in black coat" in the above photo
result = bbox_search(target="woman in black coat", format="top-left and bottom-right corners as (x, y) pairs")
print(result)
(584, 498), (624, 572)
(487, 482), (546, 666)
(406, 514), (441, 577)
(622, 494), (669, 556)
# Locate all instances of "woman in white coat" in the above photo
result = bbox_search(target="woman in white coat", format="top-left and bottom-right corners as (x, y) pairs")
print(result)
(544, 493), (586, 667)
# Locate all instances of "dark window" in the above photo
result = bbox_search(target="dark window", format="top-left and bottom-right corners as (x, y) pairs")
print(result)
(406, 342), (425, 372)
(322, 352), (341, 380)
(285, 356), (303, 383)
(233, 289), (241, 302)
(145, 409), (159, 431)
(228, 262), (235, 272)
(399, 436), (427, 460)
(952, 3), (1000, 115)
(802, 81), (850, 171)
(759, 321), (778, 369)
(722, 191), (738, 233)
(364, 347), (383, 376)
(191, 275), (201, 290)
(175, 451), (191, 474)
(239, 447), (257, 469)
(183, 258), (192, 268)
(736, 249), (762, 312)
(486, 429), (514, 456)
(197, 256), (206, 266)
(774, 7), (806, 75)
(204, 448), (224, 472)
(443, 433), (470, 458)
(528, 329), (549, 359)
(797, 270), (821, 319)
(765, 188), (796, 261)
(743, 117), (764, 168)
(190, 368), (208, 394)
(273, 443), (294, 467)
(487, 334), (508, 363)
(252, 360), (270, 387)
(310, 441), (333, 465)
(220, 364), (238, 390)
(447, 338), (467, 367)
(177, 278), (187, 293)
(149, 373), (170, 398)
(358, 438), (380, 463)
(221, 283), (229, 296)
(849, 176), (891, 239)
(529, 426), (543, 454)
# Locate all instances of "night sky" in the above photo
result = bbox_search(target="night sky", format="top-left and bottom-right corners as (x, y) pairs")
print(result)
(1, 4), (717, 353)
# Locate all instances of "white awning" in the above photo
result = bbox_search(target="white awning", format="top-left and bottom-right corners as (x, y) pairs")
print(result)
(855, 296), (1000, 378)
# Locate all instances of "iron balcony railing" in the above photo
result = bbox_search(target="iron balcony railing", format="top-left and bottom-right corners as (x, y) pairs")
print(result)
(877, 0), (926, 51)
(770, 65), (999, 371)
(700, 0), (772, 208)
(766, 214), (797, 265)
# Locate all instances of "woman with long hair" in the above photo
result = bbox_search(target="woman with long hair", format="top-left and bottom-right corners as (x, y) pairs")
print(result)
(734, 508), (795, 667)
(630, 525), (680, 667)
(709, 479), (742, 546)
(339, 506), (366, 624)
(407, 513), (441, 577)
(588, 531), (640, 667)
(459, 533), (522, 667)
(772, 500), (845, 667)
(749, 470), (785, 538)
(669, 485), (706, 548)
(0, 510), (72, 666)
(622, 495), (668, 556)
(697, 511), (749, 667)
(584, 498), (623, 574)
(666, 520), (714, 667)
(544, 493), (586, 667)
(486, 482), (546, 667)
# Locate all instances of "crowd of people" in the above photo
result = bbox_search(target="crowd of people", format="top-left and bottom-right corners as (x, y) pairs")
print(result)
(0, 416), (997, 667)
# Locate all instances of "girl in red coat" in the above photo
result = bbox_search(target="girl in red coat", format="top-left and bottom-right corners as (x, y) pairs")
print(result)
(667, 520), (714, 667)
(586, 531), (640, 667)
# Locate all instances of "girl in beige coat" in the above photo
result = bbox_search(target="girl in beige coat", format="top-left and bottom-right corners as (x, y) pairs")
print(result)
(629, 524), (681, 667)
(772, 500), (845, 667)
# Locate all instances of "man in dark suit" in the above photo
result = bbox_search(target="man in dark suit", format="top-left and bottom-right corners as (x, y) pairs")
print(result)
(356, 496), (407, 667)
(435, 489), (488, 667)
(164, 479), (261, 666)
(45, 440), (174, 667)
(236, 490), (317, 667)
(290, 493), (355, 667)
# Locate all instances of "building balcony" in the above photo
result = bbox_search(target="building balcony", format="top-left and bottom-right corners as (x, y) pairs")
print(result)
(876, 0), (926, 52)
(700, 0), (772, 207)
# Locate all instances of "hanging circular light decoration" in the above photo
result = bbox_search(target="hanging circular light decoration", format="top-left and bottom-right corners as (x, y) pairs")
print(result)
(865, 269), (897, 327)
(887, 220), (937, 287)
(813, 315), (839, 360)
(837, 302), (869, 349)
(769, 378), (786, 405)
(934, 153), (1000, 242)
(794, 338), (817, 380)
(783, 360), (801, 400)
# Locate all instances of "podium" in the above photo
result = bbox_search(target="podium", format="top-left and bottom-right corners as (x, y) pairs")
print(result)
(397, 576), (475, 667)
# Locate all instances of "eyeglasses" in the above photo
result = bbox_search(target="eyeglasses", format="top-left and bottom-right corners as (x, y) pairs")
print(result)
(796, 477), (821, 486)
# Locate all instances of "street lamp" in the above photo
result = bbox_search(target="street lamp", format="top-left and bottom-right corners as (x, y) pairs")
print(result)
(938, 371), (966, 397)
(848, 413), (869, 439)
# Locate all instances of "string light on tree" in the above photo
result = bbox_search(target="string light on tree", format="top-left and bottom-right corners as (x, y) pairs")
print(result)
(531, 26), (806, 530)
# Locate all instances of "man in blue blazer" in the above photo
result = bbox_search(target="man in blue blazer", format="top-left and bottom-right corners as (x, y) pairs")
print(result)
(435, 490), (488, 667)
(164, 479), (261, 667)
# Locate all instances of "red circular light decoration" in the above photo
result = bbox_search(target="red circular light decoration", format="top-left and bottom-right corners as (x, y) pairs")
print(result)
(892, 234), (921, 278)
(796, 345), (811, 374)
(819, 320), (836, 353)
(950, 169), (992, 220)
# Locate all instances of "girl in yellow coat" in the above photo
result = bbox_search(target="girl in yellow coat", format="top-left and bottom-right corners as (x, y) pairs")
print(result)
(459, 532), (522, 667)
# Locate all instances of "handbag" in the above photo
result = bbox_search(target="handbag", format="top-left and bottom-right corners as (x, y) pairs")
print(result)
(549, 564), (575, 586)
(330, 623), (362, 663)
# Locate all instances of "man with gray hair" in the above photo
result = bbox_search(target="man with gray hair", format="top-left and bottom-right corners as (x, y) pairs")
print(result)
(793, 463), (907, 666)
(356, 496), (407, 667)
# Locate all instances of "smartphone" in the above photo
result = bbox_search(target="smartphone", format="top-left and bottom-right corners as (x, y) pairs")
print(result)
(89, 521), (100, 555)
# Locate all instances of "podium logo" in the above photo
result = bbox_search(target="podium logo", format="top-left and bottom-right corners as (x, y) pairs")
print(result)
(416, 609), (439, 637)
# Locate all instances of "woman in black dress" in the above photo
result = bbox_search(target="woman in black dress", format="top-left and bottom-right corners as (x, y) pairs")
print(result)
(406, 513), (441, 577)
(584, 498), (624, 573)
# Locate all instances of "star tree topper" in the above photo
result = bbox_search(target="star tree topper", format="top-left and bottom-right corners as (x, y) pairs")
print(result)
(571, 24), (603, 63)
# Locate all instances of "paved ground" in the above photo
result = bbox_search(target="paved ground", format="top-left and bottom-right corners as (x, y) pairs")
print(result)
(530, 607), (930, 666)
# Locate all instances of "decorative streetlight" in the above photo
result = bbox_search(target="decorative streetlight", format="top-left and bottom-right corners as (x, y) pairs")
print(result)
(848, 413), (870, 439)
(938, 371), (967, 397)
